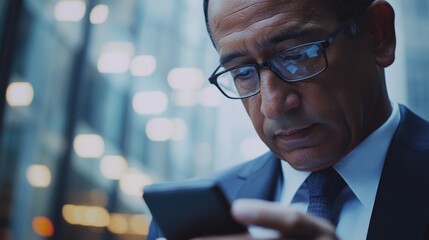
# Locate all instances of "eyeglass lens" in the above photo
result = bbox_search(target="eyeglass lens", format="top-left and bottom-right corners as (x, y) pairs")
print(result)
(216, 43), (326, 98)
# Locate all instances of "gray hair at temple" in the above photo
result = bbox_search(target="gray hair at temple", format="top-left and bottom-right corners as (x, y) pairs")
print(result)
(203, 0), (376, 47)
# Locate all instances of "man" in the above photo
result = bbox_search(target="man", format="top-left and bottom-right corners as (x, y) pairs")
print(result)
(148, 0), (429, 239)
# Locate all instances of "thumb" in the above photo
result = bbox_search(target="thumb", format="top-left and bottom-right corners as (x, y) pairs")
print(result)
(231, 199), (336, 239)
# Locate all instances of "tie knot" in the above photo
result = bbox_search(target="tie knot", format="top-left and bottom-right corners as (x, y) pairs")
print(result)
(306, 167), (345, 199)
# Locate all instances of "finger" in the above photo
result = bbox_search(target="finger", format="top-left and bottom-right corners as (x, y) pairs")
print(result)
(191, 233), (253, 240)
(231, 199), (336, 239)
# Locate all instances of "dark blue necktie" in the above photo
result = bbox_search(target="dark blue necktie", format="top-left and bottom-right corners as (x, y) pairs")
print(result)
(306, 167), (346, 226)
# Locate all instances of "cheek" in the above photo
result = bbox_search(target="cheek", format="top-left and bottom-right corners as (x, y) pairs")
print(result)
(242, 97), (267, 138)
(303, 83), (353, 139)
(315, 74), (367, 137)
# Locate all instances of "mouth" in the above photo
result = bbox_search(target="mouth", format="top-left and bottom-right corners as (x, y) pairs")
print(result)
(274, 124), (315, 143)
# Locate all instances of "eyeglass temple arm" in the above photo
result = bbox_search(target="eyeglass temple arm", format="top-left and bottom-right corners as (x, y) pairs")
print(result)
(323, 6), (366, 48)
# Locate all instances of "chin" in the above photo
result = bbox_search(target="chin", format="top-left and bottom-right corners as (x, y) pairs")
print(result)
(277, 148), (341, 172)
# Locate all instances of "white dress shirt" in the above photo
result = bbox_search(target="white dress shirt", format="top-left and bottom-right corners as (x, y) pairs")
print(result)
(249, 103), (401, 239)
(277, 102), (401, 239)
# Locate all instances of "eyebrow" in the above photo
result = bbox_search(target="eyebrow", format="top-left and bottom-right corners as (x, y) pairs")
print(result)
(219, 27), (317, 65)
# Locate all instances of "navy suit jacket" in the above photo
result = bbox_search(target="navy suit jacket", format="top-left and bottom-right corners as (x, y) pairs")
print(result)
(147, 105), (429, 240)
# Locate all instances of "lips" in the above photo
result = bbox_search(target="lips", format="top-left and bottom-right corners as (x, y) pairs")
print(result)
(274, 125), (314, 142)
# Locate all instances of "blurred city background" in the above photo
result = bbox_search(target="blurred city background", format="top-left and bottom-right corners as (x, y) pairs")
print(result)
(0, 0), (427, 239)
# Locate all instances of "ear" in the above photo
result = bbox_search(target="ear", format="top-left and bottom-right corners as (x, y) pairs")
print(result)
(365, 0), (396, 67)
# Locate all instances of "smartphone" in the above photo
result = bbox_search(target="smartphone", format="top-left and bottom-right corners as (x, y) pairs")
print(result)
(143, 179), (247, 240)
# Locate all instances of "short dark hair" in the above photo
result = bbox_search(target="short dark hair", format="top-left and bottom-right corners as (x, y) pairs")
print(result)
(203, 0), (375, 46)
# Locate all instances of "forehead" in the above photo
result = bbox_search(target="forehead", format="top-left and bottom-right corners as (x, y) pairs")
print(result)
(208, 0), (334, 32)
(208, 0), (337, 62)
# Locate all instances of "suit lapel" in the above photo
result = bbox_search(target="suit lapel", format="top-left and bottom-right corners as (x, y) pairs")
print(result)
(367, 106), (429, 239)
(218, 152), (281, 202)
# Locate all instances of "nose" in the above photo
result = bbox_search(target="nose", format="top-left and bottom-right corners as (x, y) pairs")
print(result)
(259, 69), (301, 120)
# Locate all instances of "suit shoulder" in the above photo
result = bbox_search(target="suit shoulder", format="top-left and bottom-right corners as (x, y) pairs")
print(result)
(397, 105), (429, 153)
(209, 151), (277, 181)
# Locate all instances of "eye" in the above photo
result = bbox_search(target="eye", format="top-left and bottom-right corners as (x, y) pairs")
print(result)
(279, 44), (321, 62)
(231, 66), (257, 81)
(280, 54), (305, 61)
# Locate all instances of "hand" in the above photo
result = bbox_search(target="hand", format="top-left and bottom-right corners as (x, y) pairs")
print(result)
(192, 199), (338, 240)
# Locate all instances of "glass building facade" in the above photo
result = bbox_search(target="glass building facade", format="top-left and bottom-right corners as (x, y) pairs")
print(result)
(0, 0), (427, 239)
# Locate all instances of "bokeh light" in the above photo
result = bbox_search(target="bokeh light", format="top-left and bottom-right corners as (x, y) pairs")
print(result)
(108, 214), (128, 234)
(73, 134), (105, 158)
(129, 214), (150, 235)
(145, 118), (174, 142)
(119, 169), (152, 196)
(90, 4), (109, 24)
(167, 68), (204, 90)
(6, 82), (34, 107)
(62, 204), (109, 227)
(26, 164), (51, 188)
(130, 55), (157, 77)
(97, 42), (134, 74)
(100, 155), (128, 180)
(32, 217), (54, 237)
(54, 0), (86, 22)
(132, 91), (168, 115)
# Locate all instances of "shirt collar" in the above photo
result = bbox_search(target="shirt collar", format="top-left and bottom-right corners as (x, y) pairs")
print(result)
(334, 102), (400, 207)
(280, 102), (401, 207)
(280, 161), (311, 205)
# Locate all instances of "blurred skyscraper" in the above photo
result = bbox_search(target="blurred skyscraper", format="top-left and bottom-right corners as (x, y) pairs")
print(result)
(402, 0), (429, 119)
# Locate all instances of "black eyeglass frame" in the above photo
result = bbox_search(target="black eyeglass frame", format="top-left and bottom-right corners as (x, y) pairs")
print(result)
(208, 13), (360, 99)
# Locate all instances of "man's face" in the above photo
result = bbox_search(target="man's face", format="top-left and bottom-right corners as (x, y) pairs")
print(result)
(209, 0), (390, 171)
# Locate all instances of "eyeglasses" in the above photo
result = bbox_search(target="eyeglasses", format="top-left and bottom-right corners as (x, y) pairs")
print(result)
(208, 18), (355, 99)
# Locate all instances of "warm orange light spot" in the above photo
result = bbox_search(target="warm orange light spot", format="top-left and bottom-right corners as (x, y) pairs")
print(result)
(32, 217), (54, 237)
(130, 214), (150, 235)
